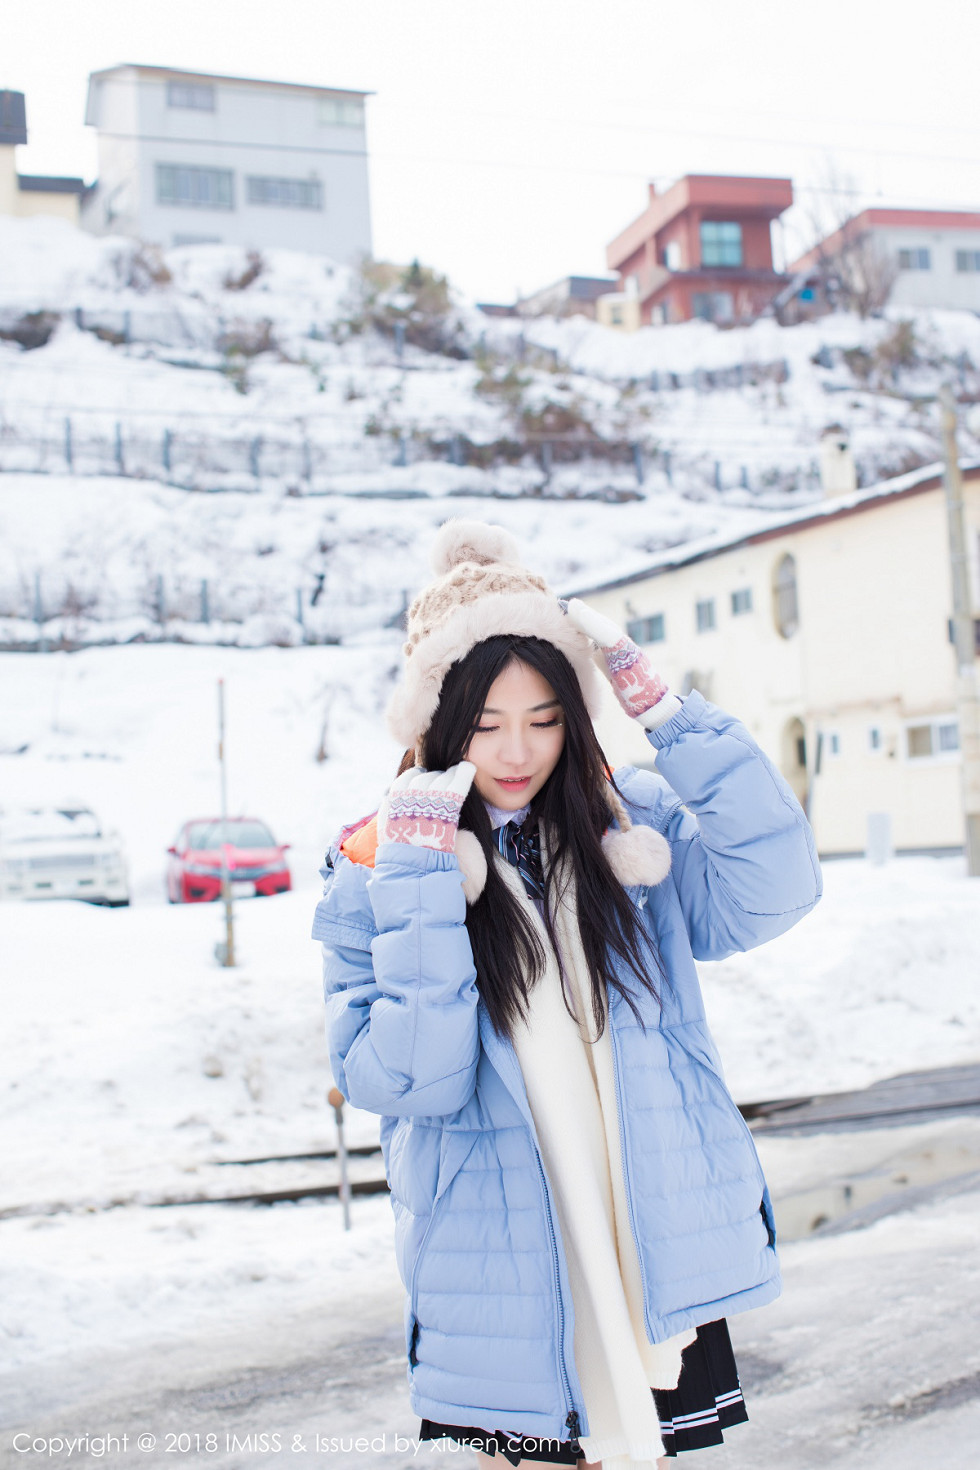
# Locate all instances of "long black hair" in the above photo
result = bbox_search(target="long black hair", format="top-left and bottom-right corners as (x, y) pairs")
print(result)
(413, 634), (664, 1041)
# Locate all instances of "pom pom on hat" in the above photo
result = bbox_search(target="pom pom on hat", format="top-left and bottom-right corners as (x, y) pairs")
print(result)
(600, 782), (671, 887)
(454, 829), (489, 903)
(430, 518), (522, 576)
(601, 825), (671, 887)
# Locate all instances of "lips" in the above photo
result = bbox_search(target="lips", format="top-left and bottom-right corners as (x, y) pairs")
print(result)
(496, 777), (532, 789)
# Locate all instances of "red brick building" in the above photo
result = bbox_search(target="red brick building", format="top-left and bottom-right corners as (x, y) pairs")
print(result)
(605, 174), (793, 326)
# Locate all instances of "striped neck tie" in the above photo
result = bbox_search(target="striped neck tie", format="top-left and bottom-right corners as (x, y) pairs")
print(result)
(496, 815), (546, 901)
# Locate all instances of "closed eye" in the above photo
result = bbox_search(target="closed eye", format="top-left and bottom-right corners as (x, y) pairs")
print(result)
(472, 717), (562, 734)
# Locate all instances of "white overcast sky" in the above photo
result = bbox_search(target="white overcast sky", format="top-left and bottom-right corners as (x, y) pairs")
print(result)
(5, 0), (980, 301)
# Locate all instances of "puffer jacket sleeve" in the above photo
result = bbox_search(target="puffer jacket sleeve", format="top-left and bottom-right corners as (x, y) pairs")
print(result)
(316, 842), (480, 1117)
(643, 689), (822, 961)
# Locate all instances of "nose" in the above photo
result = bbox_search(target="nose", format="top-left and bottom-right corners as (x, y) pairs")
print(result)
(498, 723), (533, 768)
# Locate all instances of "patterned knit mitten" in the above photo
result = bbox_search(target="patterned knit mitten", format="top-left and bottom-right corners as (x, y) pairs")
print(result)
(565, 599), (682, 730)
(377, 762), (476, 853)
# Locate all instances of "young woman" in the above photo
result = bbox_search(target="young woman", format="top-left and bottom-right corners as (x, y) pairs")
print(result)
(313, 520), (822, 1469)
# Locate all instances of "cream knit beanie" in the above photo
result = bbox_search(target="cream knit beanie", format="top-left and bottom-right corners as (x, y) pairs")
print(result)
(385, 519), (671, 897)
(386, 519), (606, 751)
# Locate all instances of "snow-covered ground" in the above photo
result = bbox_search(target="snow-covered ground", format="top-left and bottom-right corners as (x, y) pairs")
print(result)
(2, 644), (979, 1457)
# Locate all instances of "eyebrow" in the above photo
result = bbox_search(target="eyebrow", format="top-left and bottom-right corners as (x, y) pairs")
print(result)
(480, 699), (562, 714)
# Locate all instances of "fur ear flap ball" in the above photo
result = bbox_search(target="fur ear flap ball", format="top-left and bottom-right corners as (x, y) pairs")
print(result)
(601, 825), (672, 887)
(455, 829), (489, 904)
(431, 519), (522, 576)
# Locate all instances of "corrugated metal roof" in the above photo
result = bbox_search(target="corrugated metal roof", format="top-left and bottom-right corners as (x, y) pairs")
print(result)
(567, 459), (980, 596)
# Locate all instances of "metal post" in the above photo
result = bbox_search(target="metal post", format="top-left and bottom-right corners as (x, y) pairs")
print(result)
(200, 578), (210, 625)
(115, 422), (124, 475)
(34, 571), (46, 653)
(64, 417), (73, 471)
(328, 1087), (352, 1230)
(216, 678), (236, 966)
(162, 428), (172, 475)
(939, 387), (980, 874)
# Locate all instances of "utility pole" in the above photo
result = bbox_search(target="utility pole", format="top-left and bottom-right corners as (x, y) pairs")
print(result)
(939, 387), (980, 876)
(216, 678), (237, 964)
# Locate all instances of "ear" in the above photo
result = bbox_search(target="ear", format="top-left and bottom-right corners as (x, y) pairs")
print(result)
(601, 825), (671, 887)
(454, 829), (488, 903)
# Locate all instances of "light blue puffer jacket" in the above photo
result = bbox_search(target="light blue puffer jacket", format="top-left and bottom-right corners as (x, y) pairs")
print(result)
(312, 692), (822, 1442)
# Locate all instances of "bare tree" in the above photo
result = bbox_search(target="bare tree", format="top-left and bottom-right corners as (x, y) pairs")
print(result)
(802, 161), (898, 318)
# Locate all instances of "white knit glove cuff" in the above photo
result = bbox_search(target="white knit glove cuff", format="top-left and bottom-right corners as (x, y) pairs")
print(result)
(637, 691), (684, 730)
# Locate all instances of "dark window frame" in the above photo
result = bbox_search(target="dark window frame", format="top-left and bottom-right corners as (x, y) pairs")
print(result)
(700, 220), (743, 268)
(156, 163), (235, 210)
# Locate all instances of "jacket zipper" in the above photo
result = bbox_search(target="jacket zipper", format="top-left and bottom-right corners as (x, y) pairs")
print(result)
(610, 1015), (654, 1340)
(533, 1147), (579, 1438)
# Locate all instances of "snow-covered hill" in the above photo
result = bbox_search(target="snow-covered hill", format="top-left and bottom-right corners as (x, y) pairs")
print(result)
(2, 214), (980, 646)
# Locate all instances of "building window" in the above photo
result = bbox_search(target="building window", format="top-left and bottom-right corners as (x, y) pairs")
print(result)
(905, 717), (959, 759)
(869, 726), (882, 752)
(955, 249), (980, 272)
(156, 164), (234, 209)
(317, 97), (364, 127)
(773, 553), (799, 638)
(700, 221), (743, 267)
(692, 291), (734, 323)
(626, 613), (665, 644)
(897, 247), (931, 270)
(826, 731), (841, 757)
(731, 587), (753, 615)
(166, 82), (215, 111)
(695, 598), (716, 633)
(247, 176), (323, 209)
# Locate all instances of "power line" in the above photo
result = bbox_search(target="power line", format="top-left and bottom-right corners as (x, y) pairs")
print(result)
(375, 94), (980, 159)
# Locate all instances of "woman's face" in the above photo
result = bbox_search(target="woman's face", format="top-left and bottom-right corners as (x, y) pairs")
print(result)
(464, 659), (566, 811)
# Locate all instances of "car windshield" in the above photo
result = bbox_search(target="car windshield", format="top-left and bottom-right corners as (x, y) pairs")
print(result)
(185, 820), (276, 849)
(0, 808), (102, 843)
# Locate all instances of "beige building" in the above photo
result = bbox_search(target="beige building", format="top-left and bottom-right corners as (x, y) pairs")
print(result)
(0, 91), (85, 223)
(572, 460), (980, 857)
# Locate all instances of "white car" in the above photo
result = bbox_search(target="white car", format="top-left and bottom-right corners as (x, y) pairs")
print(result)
(0, 806), (130, 906)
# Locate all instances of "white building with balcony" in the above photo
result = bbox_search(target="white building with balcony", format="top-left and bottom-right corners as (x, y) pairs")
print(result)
(81, 64), (372, 262)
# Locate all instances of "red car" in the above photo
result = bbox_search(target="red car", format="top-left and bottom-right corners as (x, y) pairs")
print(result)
(166, 817), (291, 903)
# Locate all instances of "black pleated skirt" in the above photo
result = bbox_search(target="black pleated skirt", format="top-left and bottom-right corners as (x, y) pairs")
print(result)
(418, 1319), (748, 1461)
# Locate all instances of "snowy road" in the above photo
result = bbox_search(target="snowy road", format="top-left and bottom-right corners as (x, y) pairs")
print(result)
(3, 1172), (978, 1470)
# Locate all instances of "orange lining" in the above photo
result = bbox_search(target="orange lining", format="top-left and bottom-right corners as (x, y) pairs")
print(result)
(340, 815), (379, 868)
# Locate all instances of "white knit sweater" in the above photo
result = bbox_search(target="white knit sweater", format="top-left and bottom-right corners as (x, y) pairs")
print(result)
(491, 839), (696, 1470)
